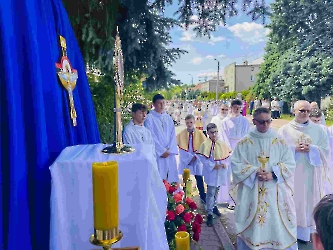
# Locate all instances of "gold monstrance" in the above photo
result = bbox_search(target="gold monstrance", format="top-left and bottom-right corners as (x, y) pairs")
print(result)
(258, 151), (269, 187)
(101, 27), (135, 154)
(56, 36), (78, 126)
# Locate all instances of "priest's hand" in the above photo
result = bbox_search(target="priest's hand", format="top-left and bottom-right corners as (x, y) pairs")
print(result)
(295, 143), (305, 153)
(161, 151), (170, 158)
(221, 164), (227, 169)
(257, 169), (273, 181)
(303, 143), (310, 153)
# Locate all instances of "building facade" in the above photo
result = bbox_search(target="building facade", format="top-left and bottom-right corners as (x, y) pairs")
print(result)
(200, 78), (225, 93)
(224, 60), (262, 92)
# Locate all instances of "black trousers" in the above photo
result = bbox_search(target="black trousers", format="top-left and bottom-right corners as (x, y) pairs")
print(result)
(195, 175), (206, 198)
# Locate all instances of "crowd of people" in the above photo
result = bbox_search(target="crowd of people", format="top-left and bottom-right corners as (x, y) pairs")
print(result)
(123, 94), (333, 250)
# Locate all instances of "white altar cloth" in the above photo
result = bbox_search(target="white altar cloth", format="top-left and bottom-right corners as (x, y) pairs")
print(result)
(49, 143), (168, 250)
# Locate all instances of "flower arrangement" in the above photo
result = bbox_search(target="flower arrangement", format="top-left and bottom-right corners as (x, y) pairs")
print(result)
(163, 180), (203, 250)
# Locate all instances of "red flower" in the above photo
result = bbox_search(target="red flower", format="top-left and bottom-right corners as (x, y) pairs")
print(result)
(192, 222), (201, 234)
(175, 204), (185, 215)
(193, 232), (200, 242)
(173, 193), (182, 203)
(189, 202), (197, 210)
(177, 190), (184, 197)
(164, 182), (170, 192)
(194, 214), (203, 224)
(189, 212), (195, 220)
(183, 212), (192, 223)
(185, 197), (194, 205)
(177, 225), (187, 232)
(166, 210), (175, 221)
(168, 186), (177, 194)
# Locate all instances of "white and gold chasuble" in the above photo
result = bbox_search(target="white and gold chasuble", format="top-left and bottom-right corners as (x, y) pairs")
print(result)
(193, 108), (205, 130)
(231, 128), (297, 250)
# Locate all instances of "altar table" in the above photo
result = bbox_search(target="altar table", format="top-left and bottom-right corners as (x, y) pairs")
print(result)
(49, 143), (168, 250)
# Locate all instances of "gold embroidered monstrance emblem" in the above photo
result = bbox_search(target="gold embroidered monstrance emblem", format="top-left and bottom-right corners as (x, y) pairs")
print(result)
(55, 36), (78, 126)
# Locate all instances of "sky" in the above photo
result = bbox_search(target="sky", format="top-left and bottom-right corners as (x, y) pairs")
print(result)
(164, 0), (275, 85)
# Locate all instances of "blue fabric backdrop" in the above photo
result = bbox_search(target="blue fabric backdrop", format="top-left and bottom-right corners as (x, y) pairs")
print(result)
(0, 0), (101, 249)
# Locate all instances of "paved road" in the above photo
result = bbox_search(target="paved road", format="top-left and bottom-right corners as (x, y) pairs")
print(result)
(175, 110), (313, 250)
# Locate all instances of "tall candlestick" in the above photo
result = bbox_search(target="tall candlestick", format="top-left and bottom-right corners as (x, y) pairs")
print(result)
(92, 161), (119, 230)
(183, 168), (190, 184)
(175, 231), (190, 250)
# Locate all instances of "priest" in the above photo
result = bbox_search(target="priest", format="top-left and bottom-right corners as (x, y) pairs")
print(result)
(221, 99), (250, 209)
(145, 94), (179, 183)
(231, 107), (297, 249)
(278, 100), (329, 243)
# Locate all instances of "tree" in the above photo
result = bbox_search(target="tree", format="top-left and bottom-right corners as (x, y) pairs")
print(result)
(254, 0), (333, 102)
(63, 0), (270, 89)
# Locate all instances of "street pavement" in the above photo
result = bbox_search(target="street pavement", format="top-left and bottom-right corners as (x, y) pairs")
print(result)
(175, 110), (313, 250)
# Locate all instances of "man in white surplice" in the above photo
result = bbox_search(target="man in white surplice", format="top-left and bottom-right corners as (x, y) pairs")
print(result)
(145, 94), (179, 183)
(231, 107), (297, 250)
(278, 100), (329, 243)
(221, 99), (250, 210)
(210, 104), (229, 137)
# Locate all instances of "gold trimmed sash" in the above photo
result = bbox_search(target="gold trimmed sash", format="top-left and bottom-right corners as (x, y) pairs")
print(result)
(196, 139), (231, 161)
(177, 129), (206, 152)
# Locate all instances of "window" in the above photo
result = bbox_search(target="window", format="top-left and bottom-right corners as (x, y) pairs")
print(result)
(251, 67), (254, 71)
(250, 75), (254, 82)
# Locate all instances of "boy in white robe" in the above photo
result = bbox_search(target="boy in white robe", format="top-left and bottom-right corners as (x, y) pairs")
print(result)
(220, 99), (250, 209)
(177, 114), (207, 202)
(197, 123), (232, 227)
(278, 100), (329, 243)
(145, 94), (179, 183)
(123, 103), (154, 145)
(231, 107), (297, 250)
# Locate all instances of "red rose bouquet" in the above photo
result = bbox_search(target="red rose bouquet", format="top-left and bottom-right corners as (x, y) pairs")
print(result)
(163, 180), (203, 250)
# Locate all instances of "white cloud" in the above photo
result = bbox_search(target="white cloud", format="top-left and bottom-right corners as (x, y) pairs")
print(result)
(205, 55), (214, 59)
(191, 57), (204, 65)
(227, 22), (269, 45)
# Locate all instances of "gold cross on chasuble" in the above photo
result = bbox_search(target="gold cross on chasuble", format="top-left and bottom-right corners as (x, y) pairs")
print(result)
(55, 36), (78, 126)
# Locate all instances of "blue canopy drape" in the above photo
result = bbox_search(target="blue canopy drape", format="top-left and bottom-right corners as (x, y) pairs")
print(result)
(0, 0), (101, 249)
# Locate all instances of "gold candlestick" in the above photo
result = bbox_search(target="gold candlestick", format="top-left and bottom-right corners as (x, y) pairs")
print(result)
(90, 227), (123, 250)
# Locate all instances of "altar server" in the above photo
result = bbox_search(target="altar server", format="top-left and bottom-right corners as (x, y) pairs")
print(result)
(231, 107), (297, 250)
(197, 123), (231, 227)
(177, 114), (207, 202)
(123, 103), (154, 145)
(145, 94), (179, 183)
(220, 99), (250, 209)
(278, 100), (329, 243)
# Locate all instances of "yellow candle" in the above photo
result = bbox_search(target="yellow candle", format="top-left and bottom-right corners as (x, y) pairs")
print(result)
(92, 161), (119, 230)
(175, 231), (190, 250)
(185, 180), (192, 198)
(183, 168), (190, 184)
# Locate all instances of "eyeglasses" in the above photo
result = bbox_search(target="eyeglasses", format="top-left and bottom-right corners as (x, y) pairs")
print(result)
(298, 110), (311, 113)
(255, 119), (272, 125)
(221, 109), (228, 111)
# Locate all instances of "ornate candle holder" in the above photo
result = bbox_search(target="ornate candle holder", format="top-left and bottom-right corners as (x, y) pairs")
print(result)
(90, 227), (123, 250)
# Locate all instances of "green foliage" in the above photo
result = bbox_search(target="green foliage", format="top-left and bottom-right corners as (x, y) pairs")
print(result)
(254, 0), (333, 102)
(88, 74), (115, 143)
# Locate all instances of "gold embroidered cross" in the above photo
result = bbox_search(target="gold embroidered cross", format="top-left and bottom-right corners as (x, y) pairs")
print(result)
(55, 36), (78, 126)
